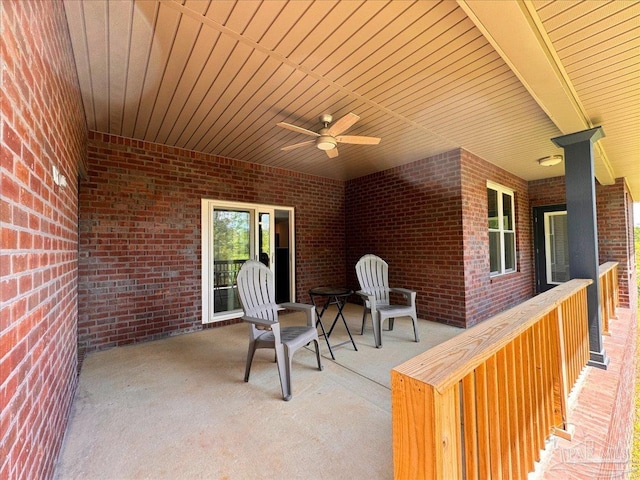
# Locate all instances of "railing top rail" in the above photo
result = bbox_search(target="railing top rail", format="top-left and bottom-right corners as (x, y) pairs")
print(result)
(392, 278), (592, 393)
(599, 261), (619, 276)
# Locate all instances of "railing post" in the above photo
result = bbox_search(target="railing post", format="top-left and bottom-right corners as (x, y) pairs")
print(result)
(391, 373), (462, 479)
(552, 127), (608, 369)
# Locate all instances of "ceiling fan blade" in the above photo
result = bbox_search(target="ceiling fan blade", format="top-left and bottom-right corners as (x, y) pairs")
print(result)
(277, 122), (319, 137)
(326, 147), (339, 158)
(281, 140), (315, 151)
(326, 112), (359, 136)
(336, 135), (381, 145)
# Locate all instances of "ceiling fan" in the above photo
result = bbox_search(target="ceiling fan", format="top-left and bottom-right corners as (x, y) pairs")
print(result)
(277, 112), (381, 158)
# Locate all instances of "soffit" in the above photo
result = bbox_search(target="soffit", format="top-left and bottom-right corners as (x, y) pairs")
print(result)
(533, 0), (640, 198)
(63, 0), (640, 199)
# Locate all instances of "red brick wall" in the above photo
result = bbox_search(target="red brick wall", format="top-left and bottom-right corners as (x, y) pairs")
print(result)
(79, 133), (345, 350)
(528, 176), (566, 206)
(345, 148), (533, 328)
(596, 179), (637, 309)
(624, 187), (638, 311)
(1, 1), (87, 478)
(346, 149), (465, 325)
(529, 176), (636, 309)
(460, 149), (533, 327)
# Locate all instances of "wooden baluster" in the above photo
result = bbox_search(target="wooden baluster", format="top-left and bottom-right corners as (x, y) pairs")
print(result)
(486, 354), (503, 479)
(462, 373), (479, 480)
(474, 364), (491, 479)
(506, 341), (522, 478)
(497, 349), (512, 480)
(552, 304), (573, 439)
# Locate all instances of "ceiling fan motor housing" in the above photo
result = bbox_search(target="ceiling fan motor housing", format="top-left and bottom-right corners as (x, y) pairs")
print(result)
(316, 135), (337, 150)
(277, 112), (379, 156)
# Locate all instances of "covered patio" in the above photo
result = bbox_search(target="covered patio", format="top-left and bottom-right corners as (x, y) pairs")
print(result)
(3, 1), (639, 479)
(55, 300), (635, 479)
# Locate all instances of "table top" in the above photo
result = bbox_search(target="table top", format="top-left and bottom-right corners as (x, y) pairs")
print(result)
(309, 286), (353, 297)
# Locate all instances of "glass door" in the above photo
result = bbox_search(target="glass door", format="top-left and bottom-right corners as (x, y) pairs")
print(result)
(212, 208), (252, 315)
(202, 200), (294, 323)
(533, 204), (569, 293)
(544, 211), (570, 284)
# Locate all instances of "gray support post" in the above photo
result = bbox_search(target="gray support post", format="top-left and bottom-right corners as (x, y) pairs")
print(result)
(551, 127), (608, 370)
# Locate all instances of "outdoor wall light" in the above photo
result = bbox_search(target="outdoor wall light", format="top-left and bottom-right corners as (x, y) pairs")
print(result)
(52, 164), (68, 187)
(538, 154), (563, 167)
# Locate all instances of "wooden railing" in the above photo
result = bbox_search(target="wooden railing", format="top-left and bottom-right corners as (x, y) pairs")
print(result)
(391, 278), (593, 479)
(599, 261), (619, 335)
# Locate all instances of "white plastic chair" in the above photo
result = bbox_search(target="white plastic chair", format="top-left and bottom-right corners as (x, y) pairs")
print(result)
(236, 260), (322, 400)
(355, 254), (419, 348)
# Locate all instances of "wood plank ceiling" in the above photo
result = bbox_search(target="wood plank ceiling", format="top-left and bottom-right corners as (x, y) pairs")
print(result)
(64, 0), (640, 198)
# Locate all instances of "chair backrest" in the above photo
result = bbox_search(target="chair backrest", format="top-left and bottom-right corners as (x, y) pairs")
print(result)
(236, 260), (278, 321)
(355, 254), (391, 303)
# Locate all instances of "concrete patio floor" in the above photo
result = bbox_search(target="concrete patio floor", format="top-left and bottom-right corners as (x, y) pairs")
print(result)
(54, 303), (637, 479)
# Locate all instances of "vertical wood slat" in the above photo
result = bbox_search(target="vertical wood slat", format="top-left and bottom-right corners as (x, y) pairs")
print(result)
(528, 324), (543, 463)
(474, 364), (491, 479)
(497, 349), (512, 480)
(443, 383), (464, 477)
(486, 355), (503, 479)
(520, 330), (535, 471)
(599, 262), (620, 335)
(462, 374), (479, 480)
(392, 278), (599, 479)
(506, 342), (522, 479)
(543, 315), (557, 433)
(613, 263), (619, 310)
(563, 293), (577, 385)
(533, 317), (549, 450)
(551, 306), (573, 438)
(600, 270), (611, 335)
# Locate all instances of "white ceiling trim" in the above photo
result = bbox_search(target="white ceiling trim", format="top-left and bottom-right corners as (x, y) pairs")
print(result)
(457, 0), (616, 186)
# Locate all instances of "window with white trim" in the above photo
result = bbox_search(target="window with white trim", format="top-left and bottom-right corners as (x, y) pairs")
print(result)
(487, 182), (516, 276)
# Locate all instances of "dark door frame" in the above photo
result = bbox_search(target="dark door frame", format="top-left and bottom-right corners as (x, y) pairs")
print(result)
(533, 204), (567, 293)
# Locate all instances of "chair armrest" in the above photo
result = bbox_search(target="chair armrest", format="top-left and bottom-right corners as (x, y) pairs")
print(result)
(390, 287), (416, 305)
(356, 290), (377, 311)
(279, 302), (317, 327)
(242, 315), (278, 328)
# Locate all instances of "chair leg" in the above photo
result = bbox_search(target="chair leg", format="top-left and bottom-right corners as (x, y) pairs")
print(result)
(275, 344), (292, 401)
(373, 315), (382, 348)
(244, 340), (258, 382)
(361, 308), (367, 335)
(411, 315), (420, 343)
(313, 339), (323, 371)
(388, 317), (395, 331)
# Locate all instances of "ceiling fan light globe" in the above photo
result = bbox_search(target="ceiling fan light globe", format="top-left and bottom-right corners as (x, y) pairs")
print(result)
(316, 135), (337, 151)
